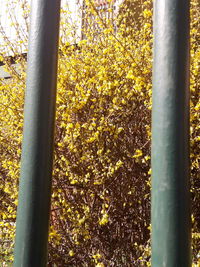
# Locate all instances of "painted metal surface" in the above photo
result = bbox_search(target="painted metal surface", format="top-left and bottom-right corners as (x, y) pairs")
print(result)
(13, 0), (61, 266)
(151, 0), (191, 266)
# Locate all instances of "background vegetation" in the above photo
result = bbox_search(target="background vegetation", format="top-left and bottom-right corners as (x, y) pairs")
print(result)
(0, 0), (199, 266)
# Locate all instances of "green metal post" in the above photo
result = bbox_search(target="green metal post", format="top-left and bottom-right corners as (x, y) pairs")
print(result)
(151, 0), (191, 266)
(13, 0), (61, 266)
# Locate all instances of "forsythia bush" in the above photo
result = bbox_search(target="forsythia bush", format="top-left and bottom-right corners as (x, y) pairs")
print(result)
(0, 0), (199, 266)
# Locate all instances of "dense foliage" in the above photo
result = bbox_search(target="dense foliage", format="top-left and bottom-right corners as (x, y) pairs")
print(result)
(0, 0), (199, 266)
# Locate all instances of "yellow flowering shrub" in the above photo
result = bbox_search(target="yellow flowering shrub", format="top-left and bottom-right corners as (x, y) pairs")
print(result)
(0, 0), (199, 266)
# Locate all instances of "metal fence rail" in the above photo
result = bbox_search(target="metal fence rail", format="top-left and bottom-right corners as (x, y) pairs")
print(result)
(13, 0), (191, 266)
(151, 0), (191, 266)
(13, 0), (61, 266)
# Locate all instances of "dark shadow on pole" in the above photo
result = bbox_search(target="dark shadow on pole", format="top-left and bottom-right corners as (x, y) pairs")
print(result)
(13, 0), (61, 266)
(151, 0), (191, 266)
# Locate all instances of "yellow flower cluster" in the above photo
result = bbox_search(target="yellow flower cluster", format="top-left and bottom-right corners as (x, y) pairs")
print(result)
(0, 0), (199, 265)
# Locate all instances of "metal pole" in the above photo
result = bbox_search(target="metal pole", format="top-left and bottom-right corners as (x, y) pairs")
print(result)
(14, 0), (61, 266)
(151, 0), (191, 266)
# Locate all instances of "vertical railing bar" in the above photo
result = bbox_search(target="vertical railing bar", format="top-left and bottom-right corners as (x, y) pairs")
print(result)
(14, 0), (61, 266)
(151, 0), (191, 266)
